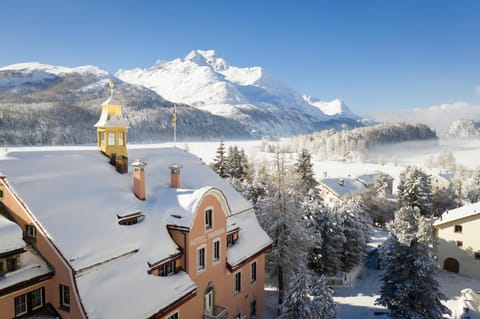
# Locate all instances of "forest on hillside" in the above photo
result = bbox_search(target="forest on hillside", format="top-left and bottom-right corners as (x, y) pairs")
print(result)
(281, 123), (437, 160)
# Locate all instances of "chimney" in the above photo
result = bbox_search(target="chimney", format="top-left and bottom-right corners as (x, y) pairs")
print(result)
(169, 164), (182, 189)
(338, 178), (345, 187)
(132, 160), (147, 200)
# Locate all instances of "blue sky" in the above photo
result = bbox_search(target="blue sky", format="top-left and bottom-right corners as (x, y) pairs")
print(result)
(1, 0), (480, 116)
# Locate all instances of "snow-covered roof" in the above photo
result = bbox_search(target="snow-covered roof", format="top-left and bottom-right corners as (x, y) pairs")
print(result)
(0, 215), (25, 255)
(355, 171), (386, 187)
(0, 146), (264, 318)
(227, 210), (272, 268)
(0, 247), (52, 292)
(318, 177), (368, 197)
(434, 202), (480, 226)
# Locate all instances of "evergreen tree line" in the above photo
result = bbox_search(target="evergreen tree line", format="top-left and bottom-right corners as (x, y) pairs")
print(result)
(283, 123), (437, 160)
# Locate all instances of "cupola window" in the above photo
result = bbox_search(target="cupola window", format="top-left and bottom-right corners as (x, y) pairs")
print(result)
(108, 133), (115, 146)
(117, 211), (145, 226)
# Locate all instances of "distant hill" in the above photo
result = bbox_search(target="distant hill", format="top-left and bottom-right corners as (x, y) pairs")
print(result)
(286, 123), (438, 160)
(448, 119), (480, 139)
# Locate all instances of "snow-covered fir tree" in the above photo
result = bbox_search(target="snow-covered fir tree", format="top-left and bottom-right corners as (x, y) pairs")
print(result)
(280, 271), (337, 319)
(467, 167), (480, 203)
(211, 139), (227, 177)
(256, 151), (309, 307)
(336, 198), (371, 273)
(307, 200), (346, 276)
(376, 206), (450, 319)
(432, 185), (458, 217)
(294, 148), (317, 195)
(397, 166), (433, 216)
(225, 145), (250, 181)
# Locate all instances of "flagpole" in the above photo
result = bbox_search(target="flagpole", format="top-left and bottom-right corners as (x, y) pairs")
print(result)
(173, 104), (177, 148)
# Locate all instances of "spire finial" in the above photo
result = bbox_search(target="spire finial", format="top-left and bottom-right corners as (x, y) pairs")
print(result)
(109, 80), (114, 98)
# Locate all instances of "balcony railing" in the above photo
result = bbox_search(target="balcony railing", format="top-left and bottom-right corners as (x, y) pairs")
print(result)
(204, 305), (228, 319)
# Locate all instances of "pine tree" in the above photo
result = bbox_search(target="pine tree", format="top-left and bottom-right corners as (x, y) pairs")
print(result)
(211, 139), (226, 177)
(256, 151), (308, 307)
(397, 166), (433, 216)
(376, 206), (451, 319)
(308, 201), (346, 276)
(225, 145), (250, 180)
(281, 271), (338, 319)
(336, 198), (371, 273)
(294, 148), (317, 195)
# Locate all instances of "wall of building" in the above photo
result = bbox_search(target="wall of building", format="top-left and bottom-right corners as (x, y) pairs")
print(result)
(166, 191), (265, 319)
(0, 179), (86, 319)
(0, 281), (50, 318)
(436, 214), (480, 278)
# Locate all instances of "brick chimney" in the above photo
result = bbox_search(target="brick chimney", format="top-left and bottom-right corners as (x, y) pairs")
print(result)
(169, 164), (182, 189)
(131, 160), (147, 200)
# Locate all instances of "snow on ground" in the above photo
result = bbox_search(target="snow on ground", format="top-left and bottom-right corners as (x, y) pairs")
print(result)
(263, 226), (480, 319)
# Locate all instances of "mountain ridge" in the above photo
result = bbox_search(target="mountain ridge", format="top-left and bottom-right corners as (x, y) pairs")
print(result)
(0, 51), (366, 145)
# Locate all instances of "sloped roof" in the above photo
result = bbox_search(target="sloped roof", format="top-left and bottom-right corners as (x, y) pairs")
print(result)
(0, 146), (268, 318)
(434, 202), (480, 226)
(0, 215), (25, 255)
(318, 177), (368, 198)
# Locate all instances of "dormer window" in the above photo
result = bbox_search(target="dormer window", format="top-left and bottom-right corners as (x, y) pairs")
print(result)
(205, 209), (213, 230)
(117, 211), (145, 226)
(158, 260), (176, 277)
(227, 228), (240, 247)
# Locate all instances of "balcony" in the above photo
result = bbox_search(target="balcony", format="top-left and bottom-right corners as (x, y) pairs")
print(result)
(204, 305), (228, 319)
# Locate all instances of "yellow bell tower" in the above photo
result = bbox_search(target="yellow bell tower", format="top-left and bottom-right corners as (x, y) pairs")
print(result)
(94, 81), (128, 160)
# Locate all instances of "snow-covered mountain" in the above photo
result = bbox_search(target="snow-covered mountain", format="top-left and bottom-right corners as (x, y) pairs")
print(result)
(303, 96), (361, 120)
(0, 62), (250, 145)
(117, 50), (363, 136)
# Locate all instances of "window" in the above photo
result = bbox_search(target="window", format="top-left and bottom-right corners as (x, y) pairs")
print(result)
(158, 261), (175, 277)
(197, 247), (206, 271)
(234, 272), (241, 295)
(475, 252), (480, 260)
(107, 132), (115, 146)
(118, 132), (124, 146)
(7, 257), (18, 272)
(117, 211), (145, 226)
(14, 294), (27, 317)
(0, 261), (4, 275)
(227, 234), (234, 247)
(100, 132), (105, 146)
(167, 312), (179, 319)
(60, 285), (70, 309)
(457, 241), (463, 247)
(454, 225), (463, 233)
(0, 189), (3, 199)
(26, 224), (36, 238)
(213, 239), (220, 263)
(227, 230), (239, 247)
(31, 288), (43, 310)
(251, 261), (257, 283)
(205, 209), (213, 230)
(250, 300), (257, 318)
